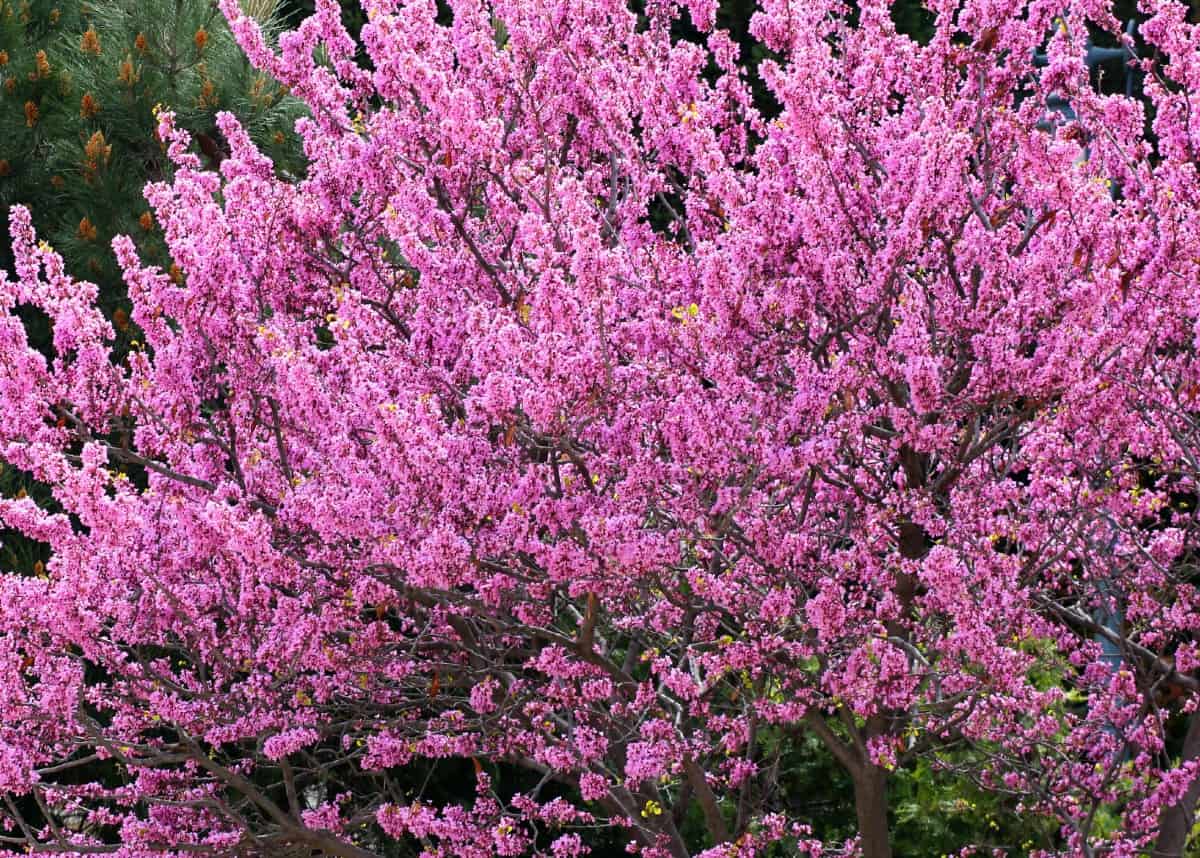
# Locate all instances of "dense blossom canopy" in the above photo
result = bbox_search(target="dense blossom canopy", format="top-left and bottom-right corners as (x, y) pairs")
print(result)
(2, 0), (1200, 856)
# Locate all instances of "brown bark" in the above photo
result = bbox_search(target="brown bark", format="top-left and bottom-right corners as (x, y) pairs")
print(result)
(1154, 712), (1200, 857)
(804, 713), (894, 858)
(851, 764), (893, 858)
(683, 756), (730, 844)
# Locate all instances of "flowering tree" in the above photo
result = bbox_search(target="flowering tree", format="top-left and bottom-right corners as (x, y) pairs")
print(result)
(2, 0), (1200, 856)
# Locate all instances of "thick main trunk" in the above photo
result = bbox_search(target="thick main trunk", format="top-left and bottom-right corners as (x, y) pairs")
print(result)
(1155, 712), (1200, 857)
(852, 765), (893, 858)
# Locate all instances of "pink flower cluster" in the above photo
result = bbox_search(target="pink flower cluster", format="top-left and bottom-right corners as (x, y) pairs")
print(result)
(0, 0), (1199, 855)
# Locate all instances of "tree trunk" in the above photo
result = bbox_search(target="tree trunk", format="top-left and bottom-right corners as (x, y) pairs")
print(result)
(1155, 712), (1200, 857)
(851, 764), (893, 858)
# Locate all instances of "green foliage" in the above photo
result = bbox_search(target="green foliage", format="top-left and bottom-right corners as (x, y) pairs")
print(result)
(889, 756), (1061, 857)
(0, 0), (306, 304)
(742, 724), (1064, 857)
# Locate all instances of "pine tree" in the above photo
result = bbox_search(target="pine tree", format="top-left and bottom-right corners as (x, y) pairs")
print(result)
(0, 0), (305, 312)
